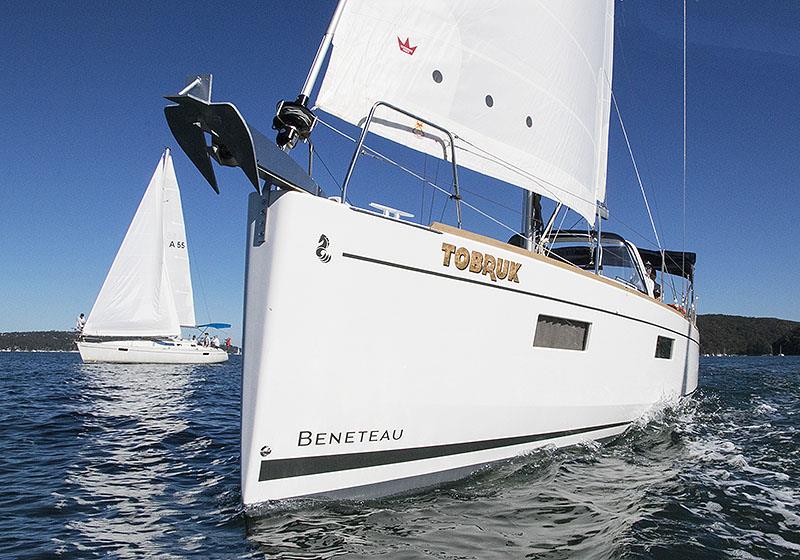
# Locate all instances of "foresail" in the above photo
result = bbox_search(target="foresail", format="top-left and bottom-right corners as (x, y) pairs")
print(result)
(161, 149), (197, 328)
(315, 0), (614, 224)
(83, 153), (181, 337)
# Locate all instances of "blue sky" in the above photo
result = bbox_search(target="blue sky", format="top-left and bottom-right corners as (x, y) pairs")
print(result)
(1, 1), (798, 343)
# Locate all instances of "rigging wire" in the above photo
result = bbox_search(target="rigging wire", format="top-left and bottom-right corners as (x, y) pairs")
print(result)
(316, 117), (524, 237)
(609, 89), (663, 251)
(612, 8), (686, 305)
(317, 116), (602, 218)
(309, 144), (350, 205)
(682, 0), (688, 303)
(453, 141), (568, 207)
(613, 16), (670, 250)
(420, 155), (427, 222)
(457, 184), (522, 215)
(427, 159), (440, 226)
(316, 113), (682, 282)
(187, 239), (212, 327)
(438, 195), (450, 223)
(314, 121), (606, 275)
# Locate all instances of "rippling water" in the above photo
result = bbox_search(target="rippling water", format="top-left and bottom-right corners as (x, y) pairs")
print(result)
(0, 353), (797, 558)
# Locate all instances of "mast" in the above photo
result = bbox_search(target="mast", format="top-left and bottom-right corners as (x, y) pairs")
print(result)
(521, 191), (543, 251)
(273, 0), (348, 150)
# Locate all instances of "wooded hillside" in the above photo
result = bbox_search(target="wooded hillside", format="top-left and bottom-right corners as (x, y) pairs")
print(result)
(697, 314), (800, 355)
(0, 331), (77, 352)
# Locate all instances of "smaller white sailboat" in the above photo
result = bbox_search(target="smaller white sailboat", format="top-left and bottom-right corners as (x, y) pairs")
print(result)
(78, 149), (229, 364)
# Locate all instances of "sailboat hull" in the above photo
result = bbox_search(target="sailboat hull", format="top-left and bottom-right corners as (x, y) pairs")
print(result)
(240, 191), (699, 507)
(77, 339), (228, 364)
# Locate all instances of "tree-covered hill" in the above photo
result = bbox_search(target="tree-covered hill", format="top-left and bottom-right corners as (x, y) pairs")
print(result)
(0, 331), (77, 352)
(697, 314), (800, 355)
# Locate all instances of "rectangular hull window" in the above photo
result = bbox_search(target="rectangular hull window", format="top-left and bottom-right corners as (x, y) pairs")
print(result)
(534, 315), (590, 351)
(655, 336), (674, 359)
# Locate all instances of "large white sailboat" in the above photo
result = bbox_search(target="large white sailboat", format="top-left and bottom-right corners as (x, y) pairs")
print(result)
(163, 0), (699, 507)
(78, 149), (228, 364)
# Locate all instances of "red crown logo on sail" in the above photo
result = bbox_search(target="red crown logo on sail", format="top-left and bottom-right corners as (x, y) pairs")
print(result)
(397, 37), (417, 55)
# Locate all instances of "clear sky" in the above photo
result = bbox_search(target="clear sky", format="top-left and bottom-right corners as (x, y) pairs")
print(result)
(1, 1), (798, 344)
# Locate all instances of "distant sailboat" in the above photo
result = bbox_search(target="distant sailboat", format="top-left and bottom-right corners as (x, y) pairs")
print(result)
(77, 149), (229, 364)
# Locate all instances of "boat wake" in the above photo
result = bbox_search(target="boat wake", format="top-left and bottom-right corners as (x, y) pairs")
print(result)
(245, 377), (799, 559)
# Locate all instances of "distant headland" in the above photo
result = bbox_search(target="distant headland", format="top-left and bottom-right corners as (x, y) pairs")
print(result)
(0, 331), (240, 355)
(697, 315), (799, 356)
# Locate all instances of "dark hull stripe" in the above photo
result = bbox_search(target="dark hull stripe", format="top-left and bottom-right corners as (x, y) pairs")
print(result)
(342, 252), (700, 345)
(259, 421), (629, 482)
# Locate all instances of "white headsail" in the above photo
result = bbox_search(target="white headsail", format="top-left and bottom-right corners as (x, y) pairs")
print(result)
(83, 151), (187, 337)
(315, 0), (614, 224)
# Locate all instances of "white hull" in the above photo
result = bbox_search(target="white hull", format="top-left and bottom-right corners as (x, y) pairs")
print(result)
(78, 339), (228, 364)
(240, 191), (699, 507)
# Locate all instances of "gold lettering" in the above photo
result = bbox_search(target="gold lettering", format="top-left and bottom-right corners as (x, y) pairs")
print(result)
(469, 251), (483, 273)
(441, 243), (456, 267)
(446, 244), (519, 283)
(496, 258), (509, 280)
(482, 254), (497, 281)
(454, 247), (470, 270)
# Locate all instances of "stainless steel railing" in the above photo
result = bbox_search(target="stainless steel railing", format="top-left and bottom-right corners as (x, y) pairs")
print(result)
(339, 101), (462, 228)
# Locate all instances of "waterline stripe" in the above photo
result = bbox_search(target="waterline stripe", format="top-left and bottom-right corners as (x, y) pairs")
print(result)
(341, 252), (700, 345)
(258, 421), (629, 482)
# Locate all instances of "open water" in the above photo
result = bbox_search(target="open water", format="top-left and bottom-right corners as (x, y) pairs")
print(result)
(0, 353), (797, 559)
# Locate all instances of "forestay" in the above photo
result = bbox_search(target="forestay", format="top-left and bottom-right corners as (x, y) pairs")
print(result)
(315, 0), (615, 224)
(84, 152), (183, 337)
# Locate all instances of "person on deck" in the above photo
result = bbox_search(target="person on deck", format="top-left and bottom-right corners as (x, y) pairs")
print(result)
(644, 262), (662, 300)
(211, 335), (220, 348)
(75, 313), (86, 333)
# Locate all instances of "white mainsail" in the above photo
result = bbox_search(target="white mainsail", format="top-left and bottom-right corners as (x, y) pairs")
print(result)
(84, 150), (193, 337)
(315, 0), (614, 224)
(161, 149), (196, 328)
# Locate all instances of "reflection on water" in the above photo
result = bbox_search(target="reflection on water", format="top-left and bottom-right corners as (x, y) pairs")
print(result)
(62, 364), (195, 554)
(0, 354), (798, 558)
(0, 354), (242, 558)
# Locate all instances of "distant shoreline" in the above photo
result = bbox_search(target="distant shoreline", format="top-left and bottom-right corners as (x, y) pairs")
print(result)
(1, 315), (797, 355)
(0, 331), (239, 354)
(0, 349), (79, 353)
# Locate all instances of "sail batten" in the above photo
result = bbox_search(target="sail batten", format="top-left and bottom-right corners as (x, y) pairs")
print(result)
(315, 0), (614, 223)
(84, 150), (193, 338)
